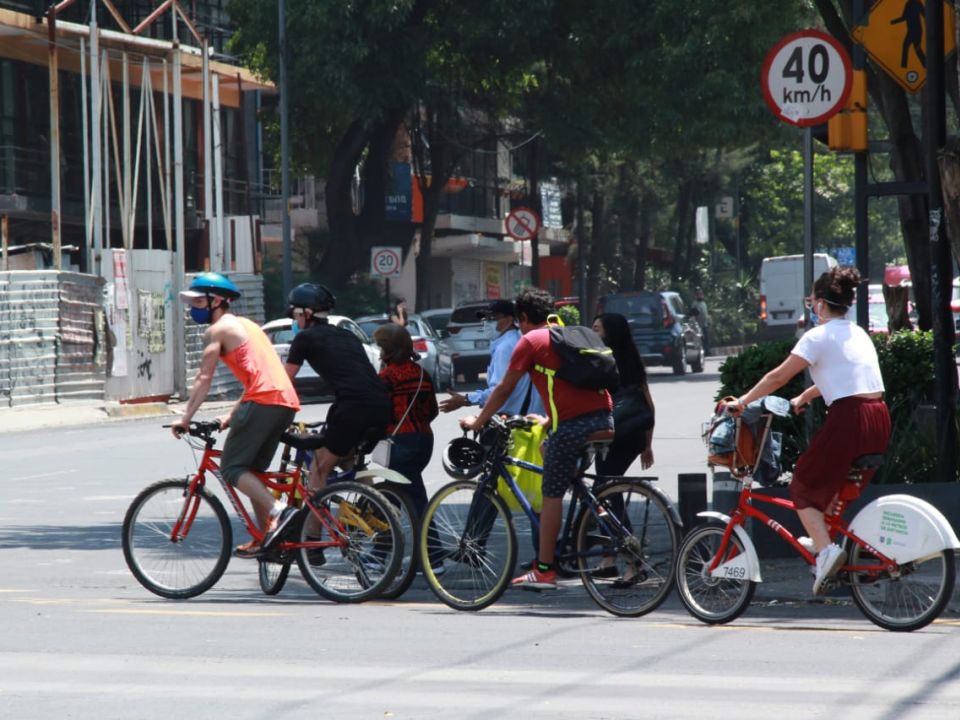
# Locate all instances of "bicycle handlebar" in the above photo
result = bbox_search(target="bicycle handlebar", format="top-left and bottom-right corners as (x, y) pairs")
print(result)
(164, 420), (221, 439)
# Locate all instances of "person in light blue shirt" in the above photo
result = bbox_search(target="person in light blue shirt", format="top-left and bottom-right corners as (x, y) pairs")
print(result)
(439, 299), (544, 417)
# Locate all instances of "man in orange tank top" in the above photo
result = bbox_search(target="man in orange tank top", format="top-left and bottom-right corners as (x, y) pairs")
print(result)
(171, 273), (301, 557)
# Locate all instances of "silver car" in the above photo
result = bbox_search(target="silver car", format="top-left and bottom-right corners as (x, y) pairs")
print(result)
(444, 301), (495, 384)
(356, 314), (455, 390)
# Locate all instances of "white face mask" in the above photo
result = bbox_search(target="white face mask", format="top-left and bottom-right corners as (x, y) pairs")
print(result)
(481, 320), (497, 338)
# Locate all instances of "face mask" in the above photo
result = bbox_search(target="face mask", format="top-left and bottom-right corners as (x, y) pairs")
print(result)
(481, 320), (495, 338)
(190, 306), (212, 325)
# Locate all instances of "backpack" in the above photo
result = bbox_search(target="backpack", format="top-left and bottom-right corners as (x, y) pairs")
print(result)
(533, 326), (619, 430)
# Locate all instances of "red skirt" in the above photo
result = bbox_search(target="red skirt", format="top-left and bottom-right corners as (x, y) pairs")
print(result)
(790, 396), (891, 511)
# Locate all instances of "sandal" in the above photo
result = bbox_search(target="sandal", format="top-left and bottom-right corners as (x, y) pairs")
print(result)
(234, 541), (263, 559)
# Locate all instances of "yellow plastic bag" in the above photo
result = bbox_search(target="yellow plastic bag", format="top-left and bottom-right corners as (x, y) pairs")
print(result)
(498, 423), (546, 513)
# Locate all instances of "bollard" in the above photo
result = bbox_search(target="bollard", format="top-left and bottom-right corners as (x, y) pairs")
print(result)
(711, 470), (741, 515)
(677, 473), (707, 536)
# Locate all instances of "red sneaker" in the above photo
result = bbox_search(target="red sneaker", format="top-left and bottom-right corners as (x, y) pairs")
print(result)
(511, 567), (558, 591)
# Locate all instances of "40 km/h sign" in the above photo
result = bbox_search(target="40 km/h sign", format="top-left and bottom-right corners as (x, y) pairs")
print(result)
(761, 29), (852, 127)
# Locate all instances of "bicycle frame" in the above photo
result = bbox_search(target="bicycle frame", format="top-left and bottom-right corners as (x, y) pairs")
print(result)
(174, 437), (362, 555)
(475, 449), (639, 571)
(708, 474), (900, 581)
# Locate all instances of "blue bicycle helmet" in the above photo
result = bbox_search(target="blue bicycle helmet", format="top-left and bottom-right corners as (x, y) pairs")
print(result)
(179, 272), (241, 302)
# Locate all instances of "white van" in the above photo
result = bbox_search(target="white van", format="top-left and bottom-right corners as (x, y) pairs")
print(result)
(759, 253), (838, 340)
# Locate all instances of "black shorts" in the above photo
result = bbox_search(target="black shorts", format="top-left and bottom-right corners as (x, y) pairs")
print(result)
(324, 399), (393, 456)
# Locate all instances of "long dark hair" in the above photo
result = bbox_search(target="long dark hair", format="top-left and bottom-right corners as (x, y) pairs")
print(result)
(596, 313), (647, 387)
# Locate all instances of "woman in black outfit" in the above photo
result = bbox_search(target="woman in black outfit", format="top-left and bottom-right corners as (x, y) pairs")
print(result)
(592, 313), (655, 475)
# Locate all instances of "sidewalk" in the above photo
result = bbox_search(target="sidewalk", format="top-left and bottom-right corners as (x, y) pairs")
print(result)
(0, 398), (233, 434)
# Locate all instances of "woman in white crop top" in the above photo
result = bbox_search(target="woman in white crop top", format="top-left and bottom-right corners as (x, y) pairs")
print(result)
(723, 267), (891, 595)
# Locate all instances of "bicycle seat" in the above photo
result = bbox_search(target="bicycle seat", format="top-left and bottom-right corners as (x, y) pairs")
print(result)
(281, 429), (327, 450)
(585, 429), (615, 445)
(851, 454), (884, 470)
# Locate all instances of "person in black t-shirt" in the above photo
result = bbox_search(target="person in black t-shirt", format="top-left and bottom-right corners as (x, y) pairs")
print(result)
(284, 283), (393, 490)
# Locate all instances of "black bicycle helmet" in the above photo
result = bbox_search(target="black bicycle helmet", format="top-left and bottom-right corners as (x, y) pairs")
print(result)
(442, 437), (486, 479)
(287, 283), (336, 314)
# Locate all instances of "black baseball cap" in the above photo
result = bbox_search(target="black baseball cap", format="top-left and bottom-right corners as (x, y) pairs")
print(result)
(476, 299), (516, 319)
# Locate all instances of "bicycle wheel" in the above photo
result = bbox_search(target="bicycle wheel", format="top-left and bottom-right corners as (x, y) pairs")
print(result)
(848, 546), (955, 632)
(372, 482), (419, 600)
(122, 478), (232, 599)
(258, 559), (291, 595)
(575, 480), (679, 617)
(675, 521), (755, 624)
(419, 479), (517, 611)
(295, 482), (403, 603)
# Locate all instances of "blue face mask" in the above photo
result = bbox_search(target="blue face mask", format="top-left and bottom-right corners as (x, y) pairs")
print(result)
(190, 306), (212, 325)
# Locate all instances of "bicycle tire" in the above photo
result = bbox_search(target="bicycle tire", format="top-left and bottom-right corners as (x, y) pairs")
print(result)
(675, 521), (755, 624)
(418, 479), (517, 611)
(371, 481), (419, 600)
(295, 481), (403, 603)
(848, 546), (955, 632)
(575, 480), (679, 617)
(258, 558), (292, 595)
(122, 478), (232, 599)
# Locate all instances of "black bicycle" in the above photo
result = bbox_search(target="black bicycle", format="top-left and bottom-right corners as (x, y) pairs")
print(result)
(418, 415), (681, 614)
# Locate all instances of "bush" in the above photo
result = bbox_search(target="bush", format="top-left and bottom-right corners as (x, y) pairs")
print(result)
(715, 330), (950, 483)
(556, 304), (581, 327)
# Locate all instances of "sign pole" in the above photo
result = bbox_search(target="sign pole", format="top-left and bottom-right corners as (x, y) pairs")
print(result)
(385, 277), (391, 316)
(925, 0), (957, 482)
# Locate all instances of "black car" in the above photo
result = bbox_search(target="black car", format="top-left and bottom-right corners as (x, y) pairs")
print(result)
(597, 291), (705, 375)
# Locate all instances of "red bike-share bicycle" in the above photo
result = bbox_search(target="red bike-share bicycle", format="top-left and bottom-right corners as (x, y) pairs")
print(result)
(675, 397), (959, 631)
(121, 421), (403, 602)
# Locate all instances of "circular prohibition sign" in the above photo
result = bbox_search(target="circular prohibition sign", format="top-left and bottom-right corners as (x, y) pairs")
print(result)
(372, 247), (402, 277)
(761, 29), (852, 128)
(505, 207), (540, 242)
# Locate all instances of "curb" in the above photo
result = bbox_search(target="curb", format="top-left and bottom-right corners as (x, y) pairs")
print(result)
(104, 402), (175, 419)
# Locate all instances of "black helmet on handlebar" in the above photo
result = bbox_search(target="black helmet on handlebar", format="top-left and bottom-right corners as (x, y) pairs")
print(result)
(442, 437), (486, 479)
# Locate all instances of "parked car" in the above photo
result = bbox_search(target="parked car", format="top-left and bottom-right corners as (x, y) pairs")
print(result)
(597, 291), (705, 375)
(261, 315), (380, 400)
(444, 301), (496, 384)
(420, 307), (453, 339)
(355, 314), (455, 390)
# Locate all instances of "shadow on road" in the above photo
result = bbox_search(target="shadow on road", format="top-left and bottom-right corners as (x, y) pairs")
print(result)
(0, 523), (120, 550)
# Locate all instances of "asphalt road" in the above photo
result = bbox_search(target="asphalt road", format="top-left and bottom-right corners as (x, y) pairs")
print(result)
(1, 359), (958, 719)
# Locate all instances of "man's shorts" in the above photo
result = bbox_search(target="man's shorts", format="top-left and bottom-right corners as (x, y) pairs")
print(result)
(220, 401), (297, 486)
(541, 410), (614, 498)
(323, 399), (393, 457)
(790, 396), (890, 511)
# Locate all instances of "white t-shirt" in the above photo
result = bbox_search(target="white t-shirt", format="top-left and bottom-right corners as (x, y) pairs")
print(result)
(791, 319), (884, 406)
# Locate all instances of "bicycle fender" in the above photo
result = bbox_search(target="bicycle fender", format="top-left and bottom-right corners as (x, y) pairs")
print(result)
(354, 468), (412, 485)
(849, 494), (960, 564)
(696, 511), (762, 582)
(642, 481), (684, 529)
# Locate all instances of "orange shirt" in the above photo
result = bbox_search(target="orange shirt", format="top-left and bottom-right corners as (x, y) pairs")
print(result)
(221, 317), (300, 410)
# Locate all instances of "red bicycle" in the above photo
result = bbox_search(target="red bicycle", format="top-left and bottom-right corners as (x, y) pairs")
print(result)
(676, 398), (959, 631)
(121, 421), (403, 603)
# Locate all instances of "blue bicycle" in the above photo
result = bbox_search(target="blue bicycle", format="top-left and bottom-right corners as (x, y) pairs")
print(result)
(418, 415), (681, 614)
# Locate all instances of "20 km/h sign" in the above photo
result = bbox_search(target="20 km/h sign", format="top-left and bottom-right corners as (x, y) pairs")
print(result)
(370, 246), (402, 278)
(761, 29), (852, 127)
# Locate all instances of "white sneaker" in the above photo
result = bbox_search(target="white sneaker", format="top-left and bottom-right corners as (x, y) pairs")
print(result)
(812, 543), (846, 595)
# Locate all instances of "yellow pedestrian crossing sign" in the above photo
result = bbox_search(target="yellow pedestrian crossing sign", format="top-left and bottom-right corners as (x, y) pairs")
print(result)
(852, 0), (956, 94)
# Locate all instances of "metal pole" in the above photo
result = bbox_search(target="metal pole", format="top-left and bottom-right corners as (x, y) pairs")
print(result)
(853, 0), (869, 329)
(1, 214), (8, 271)
(576, 177), (587, 321)
(122, 52), (131, 248)
(202, 39), (213, 268)
(90, 5), (101, 275)
(80, 36), (89, 271)
(47, 7), (62, 270)
(925, 0), (957, 482)
(212, 74), (225, 271)
(279, 0), (292, 299)
(173, 34), (187, 398)
(802, 127), (814, 315)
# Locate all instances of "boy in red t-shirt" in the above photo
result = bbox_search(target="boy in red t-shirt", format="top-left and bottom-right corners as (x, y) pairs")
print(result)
(461, 288), (613, 589)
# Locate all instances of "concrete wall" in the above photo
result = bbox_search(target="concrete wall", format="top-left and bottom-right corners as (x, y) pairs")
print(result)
(0, 270), (107, 407)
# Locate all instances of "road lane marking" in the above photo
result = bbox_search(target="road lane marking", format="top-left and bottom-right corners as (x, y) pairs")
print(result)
(10, 470), (76, 481)
(83, 609), (288, 617)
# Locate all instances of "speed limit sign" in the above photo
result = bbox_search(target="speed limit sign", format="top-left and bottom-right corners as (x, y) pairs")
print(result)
(371, 246), (402, 278)
(761, 29), (852, 127)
